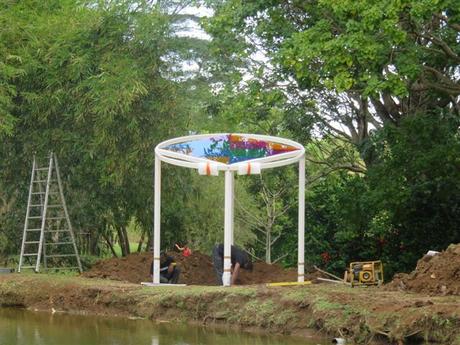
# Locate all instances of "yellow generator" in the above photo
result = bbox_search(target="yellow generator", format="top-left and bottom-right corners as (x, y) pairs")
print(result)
(345, 261), (384, 287)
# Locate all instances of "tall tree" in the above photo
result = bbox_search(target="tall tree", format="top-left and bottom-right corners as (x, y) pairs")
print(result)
(0, 0), (188, 256)
(236, 172), (295, 264)
(201, 0), (460, 275)
(203, 0), (460, 168)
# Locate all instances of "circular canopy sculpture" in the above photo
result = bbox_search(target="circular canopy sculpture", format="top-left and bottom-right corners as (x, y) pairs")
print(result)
(153, 133), (306, 286)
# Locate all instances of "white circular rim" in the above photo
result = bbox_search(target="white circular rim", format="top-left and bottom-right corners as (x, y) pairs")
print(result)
(155, 133), (305, 171)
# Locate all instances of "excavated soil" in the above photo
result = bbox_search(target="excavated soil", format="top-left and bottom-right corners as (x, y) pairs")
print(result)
(82, 251), (310, 285)
(386, 243), (460, 296)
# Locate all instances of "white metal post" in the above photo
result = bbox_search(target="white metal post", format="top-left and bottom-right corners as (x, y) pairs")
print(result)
(298, 155), (305, 282)
(153, 155), (162, 284)
(230, 173), (234, 245)
(223, 170), (234, 286)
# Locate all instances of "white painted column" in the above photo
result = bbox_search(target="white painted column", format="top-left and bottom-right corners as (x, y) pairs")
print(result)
(230, 173), (235, 245)
(153, 155), (161, 284)
(298, 155), (305, 282)
(223, 170), (234, 286)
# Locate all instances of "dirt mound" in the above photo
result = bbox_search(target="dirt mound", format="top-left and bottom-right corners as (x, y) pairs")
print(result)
(82, 250), (306, 285)
(385, 243), (460, 296)
(82, 252), (152, 284)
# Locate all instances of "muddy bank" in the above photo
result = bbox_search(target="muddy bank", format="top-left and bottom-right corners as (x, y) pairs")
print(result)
(1, 274), (459, 345)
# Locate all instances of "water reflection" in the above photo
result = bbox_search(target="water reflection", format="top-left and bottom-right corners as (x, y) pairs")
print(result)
(164, 134), (299, 164)
(0, 308), (327, 345)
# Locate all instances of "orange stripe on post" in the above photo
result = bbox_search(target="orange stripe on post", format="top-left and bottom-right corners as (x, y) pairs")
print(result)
(206, 162), (211, 176)
(247, 162), (251, 175)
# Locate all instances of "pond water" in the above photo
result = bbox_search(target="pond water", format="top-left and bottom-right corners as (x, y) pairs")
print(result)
(0, 308), (329, 345)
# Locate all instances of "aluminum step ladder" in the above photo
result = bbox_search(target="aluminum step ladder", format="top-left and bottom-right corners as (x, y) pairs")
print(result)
(18, 153), (82, 273)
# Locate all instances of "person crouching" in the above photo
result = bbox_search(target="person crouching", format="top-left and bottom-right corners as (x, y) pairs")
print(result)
(212, 244), (253, 285)
(150, 255), (180, 284)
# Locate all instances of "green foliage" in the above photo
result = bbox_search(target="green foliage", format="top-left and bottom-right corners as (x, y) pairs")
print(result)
(0, 0), (188, 256)
(1, 0), (459, 282)
(0, 52), (20, 136)
(300, 173), (372, 273)
(160, 168), (256, 254)
(293, 115), (460, 278)
(203, 0), (460, 277)
(205, 80), (301, 135)
(204, 0), (459, 171)
(238, 167), (298, 263)
(206, 0), (459, 110)
(366, 114), (460, 274)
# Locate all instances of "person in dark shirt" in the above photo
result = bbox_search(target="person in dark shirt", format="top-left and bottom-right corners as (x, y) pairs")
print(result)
(150, 255), (180, 284)
(212, 244), (253, 285)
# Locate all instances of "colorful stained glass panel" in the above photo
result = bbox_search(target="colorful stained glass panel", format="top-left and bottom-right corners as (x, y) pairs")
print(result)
(163, 134), (299, 164)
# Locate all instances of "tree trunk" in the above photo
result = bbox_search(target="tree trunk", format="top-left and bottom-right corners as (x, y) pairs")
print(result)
(137, 228), (146, 252)
(116, 226), (131, 257)
(123, 226), (131, 255)
(89, 230), (100, 256)
(266, 226), (271, 264)
(102, 232), (118, 257)
(145, 230), (152, 252)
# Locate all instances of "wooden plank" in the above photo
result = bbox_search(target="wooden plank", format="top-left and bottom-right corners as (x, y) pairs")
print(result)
(266, 281), (312, 287)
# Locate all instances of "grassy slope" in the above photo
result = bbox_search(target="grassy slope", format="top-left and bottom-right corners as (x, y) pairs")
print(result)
(0, 274), (459, 345)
